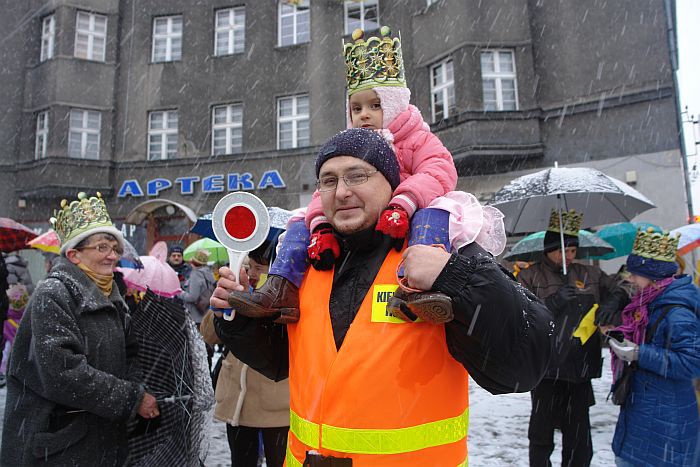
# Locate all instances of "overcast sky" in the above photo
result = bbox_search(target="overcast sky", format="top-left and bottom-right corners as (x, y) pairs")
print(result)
(677, 0), (700, 115)
(675, 0), (700, 215)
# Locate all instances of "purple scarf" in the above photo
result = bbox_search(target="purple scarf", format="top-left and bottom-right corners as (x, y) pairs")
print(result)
(615, 277), (675, 345)
(610, 277), (674, 378)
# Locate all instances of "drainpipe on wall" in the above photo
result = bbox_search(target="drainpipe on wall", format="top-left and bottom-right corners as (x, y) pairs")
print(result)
(665, 0), (694, 221)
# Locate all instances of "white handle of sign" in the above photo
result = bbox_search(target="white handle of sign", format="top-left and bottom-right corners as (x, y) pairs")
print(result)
(229, 249), (246, 285)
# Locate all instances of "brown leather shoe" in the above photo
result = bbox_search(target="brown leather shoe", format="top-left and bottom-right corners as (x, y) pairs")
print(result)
(386, 288), (454, 324)
(227, 274), (300, 324)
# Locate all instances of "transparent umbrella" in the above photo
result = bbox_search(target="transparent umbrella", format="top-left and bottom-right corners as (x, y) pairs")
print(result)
(491, 167), (655, 234)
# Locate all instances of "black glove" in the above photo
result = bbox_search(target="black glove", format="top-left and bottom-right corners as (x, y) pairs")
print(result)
(545, 285), (578, 313)
(595, 288), (631, 326)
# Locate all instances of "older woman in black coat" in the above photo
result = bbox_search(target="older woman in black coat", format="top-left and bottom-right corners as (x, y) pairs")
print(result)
(1, 193), (158, 466)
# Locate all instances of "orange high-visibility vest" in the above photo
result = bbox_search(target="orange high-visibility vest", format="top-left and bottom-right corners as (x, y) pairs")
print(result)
(286, 246), (470, 467)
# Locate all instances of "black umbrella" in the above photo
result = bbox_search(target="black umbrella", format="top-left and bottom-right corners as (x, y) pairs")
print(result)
(127, 289), (212, 466)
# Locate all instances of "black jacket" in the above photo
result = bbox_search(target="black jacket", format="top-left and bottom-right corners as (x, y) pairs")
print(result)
(1, 258), (144, 466)
(216, 230), (554, 395)
(518, 258), (629, 382)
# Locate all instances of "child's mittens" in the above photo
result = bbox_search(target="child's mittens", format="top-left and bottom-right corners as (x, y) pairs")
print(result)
(377, 205), (409, 238)
(308, 225), (340, 271)
(376, 205), (409, 251)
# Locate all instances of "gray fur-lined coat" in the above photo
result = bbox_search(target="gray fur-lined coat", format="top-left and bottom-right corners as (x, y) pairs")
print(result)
(0, 257), (145, 466)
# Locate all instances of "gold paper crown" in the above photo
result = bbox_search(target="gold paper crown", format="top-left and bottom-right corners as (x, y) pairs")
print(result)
(344, 26), (406, 96)
(50, 192), (114, 246)
(547, 209), (583, 236)
(631, 228), (679, 262)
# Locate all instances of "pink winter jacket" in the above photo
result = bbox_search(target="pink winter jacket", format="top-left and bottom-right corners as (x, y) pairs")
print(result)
(305, 105), (458, 230)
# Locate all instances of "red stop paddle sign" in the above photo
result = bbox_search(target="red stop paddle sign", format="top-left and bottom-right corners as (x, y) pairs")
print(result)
(224, 205), (257, 241)
(212, 192), (270, 253)
(211, 193), (270, 318)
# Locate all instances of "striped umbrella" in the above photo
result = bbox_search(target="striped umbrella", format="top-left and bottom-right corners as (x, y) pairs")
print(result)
(28, 230), (60, 254)
(0, 218), (37, 253)
(670, 223), (700, 256)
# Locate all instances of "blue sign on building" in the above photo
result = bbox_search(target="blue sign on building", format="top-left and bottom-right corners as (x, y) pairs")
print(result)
(117, 170), (286, 198)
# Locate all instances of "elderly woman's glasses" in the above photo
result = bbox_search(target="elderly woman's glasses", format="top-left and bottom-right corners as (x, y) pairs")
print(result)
(316, 170), (378, 192)
(78, 243), (123, 257)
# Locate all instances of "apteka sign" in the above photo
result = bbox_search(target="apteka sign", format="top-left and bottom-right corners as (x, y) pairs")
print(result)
(117, 170), (286, 198)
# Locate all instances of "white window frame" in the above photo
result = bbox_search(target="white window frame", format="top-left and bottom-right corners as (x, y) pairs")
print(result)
(40, 15), (55, 62)
(74, 11), (107, 62)
(148, 110), (178, 160)
(152, 15), (183, 62)
(430, 58), (456, 122)
(277, 94), (309, 150)
(481, 49), (519, 111)
(215, 7), (245, 56)
(344, 0), (379, 35)
(35, 111), (49, 159)
(278, 0), (310, 47)
(212, 104), (243, 155)
(68, 109), (101, 159)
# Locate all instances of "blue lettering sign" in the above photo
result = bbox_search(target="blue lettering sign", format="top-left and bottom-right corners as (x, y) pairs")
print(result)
(147, 178), (173, 196)
(117, 180), (144, 198)
(175, 176), (200, 195)
(119, 171), (286, 198)
(202, 174), (225, 193)
(228, 173), (255, 191)
(258, 170), (286, 189)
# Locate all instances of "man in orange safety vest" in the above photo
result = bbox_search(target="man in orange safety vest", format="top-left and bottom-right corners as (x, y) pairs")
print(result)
(211, 128), (554, 466)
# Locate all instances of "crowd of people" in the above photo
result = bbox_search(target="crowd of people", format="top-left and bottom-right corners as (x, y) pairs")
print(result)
(0, 26), (697, 467)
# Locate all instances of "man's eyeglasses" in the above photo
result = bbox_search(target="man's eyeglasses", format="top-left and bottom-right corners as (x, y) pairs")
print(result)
(77, 243), (124, 257)
(316, 170), (378, 192)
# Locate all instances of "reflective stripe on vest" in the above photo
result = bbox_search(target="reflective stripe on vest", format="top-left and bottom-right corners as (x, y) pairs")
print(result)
(286, 447), (303, 467)
(289, 408), (320, 449)
(289, 407), (469, 454)
(285, 446), (469, 467)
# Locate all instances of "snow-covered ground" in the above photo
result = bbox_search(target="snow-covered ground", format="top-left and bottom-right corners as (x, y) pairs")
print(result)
(465, 356), (616, 466)
(0, 355), (618, 467)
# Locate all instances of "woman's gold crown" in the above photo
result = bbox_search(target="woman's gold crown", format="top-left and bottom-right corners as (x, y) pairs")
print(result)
(50, 192), (113, 245)
(631, 227), (680, 262)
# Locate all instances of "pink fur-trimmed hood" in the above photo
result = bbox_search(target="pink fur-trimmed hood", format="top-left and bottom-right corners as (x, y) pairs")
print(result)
(387, 104), (430, 144)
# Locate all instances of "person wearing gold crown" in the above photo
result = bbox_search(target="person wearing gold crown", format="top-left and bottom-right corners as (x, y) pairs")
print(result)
(229, 26), (506, 326)
(607, 229), (700, 467)
(517, 209), (630, 467)
(0, 193), (159, 466)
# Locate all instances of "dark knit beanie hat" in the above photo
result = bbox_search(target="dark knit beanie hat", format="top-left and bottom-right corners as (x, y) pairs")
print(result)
(626, 254), (678, 280)
(315, 128), (400, 191)
(169, 244), (184, 255)
(543, 230), (579, 253)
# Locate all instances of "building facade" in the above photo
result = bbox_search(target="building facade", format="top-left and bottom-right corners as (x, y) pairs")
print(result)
(0, 0), (687, 250)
